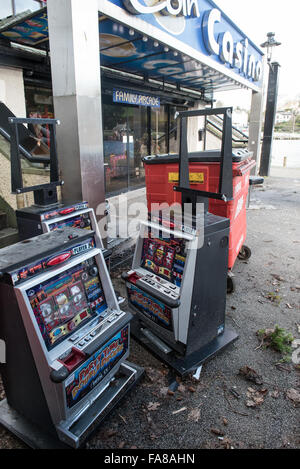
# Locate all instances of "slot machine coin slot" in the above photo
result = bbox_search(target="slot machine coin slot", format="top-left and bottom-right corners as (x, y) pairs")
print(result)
(58, 347), (86, 373)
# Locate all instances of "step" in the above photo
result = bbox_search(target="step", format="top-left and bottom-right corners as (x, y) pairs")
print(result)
(0, 227), (19, 249)
(0, 211), (7, 230)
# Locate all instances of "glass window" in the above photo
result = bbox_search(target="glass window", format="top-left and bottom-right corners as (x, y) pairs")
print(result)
(102, 100), (147, 195)
(103, 102), (129, 195)
(169, 105), (186, 155)
(151, 106), (168, 155)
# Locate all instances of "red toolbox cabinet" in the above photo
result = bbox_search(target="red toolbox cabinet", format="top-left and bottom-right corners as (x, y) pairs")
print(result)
(143, 150), (255, 271)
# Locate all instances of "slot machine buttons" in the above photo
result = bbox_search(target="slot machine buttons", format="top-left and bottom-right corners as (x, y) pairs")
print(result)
(85, 336), (91, 342)
(59, 207), (75, 215)
(89, 266), (98, 277)
(90, 331), (97, 337)
(79, 340), (85, 347)
(47, 252), (71, 267)
(69, 336), (79, 343)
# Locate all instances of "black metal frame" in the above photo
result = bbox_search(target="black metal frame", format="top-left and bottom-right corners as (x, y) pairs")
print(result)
(9, 117), (62, 199)
(175, 107), (233, 217)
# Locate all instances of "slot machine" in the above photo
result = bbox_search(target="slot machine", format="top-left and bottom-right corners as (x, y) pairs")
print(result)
(0, 227), (142, 448)
(122, 108), (238, 376)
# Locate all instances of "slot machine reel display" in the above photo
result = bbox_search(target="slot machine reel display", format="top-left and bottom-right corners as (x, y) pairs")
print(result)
(18, 201), (101, 246)
(122, 212), (238, 377)
(0, 227), (142, 448)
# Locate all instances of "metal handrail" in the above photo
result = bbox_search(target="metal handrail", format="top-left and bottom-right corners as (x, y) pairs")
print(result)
(208, 113), (249, 140)
(0, 126), (50, 164)
(206, 118), (248, 144)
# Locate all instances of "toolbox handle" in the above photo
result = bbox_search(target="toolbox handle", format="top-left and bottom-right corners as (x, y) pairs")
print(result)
(175, 107), (233, 208)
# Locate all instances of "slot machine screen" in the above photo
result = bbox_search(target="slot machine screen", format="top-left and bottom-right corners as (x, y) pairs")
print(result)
(26, 258), (107, 350)
(141, 234), (187, 287)
(48, 214), (91, 231)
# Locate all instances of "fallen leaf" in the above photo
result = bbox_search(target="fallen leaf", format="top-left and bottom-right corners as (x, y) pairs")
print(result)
(147, 402), (161, 411)
(271, 274), (285, 282)
(145, 367), (165, 385)
(159, 387), (169, 396)
(286, 388), (300, 405)
(245, 388), (267, 407)
(150, 433), (158, 440)
(176, 396), (183, 401)
(211, 428), (225, 436)
(270, 390), (280, 399)
(105, 429), (117, 438)
(286, 303), (293, 309)
(167, 389), (175, 396)
(188, 386), (196, 393)
(222, 417), (228, 426)
(239, 366), (263, 385)
(178, 384), (186, 393)
(188, 408), (201, 422)
(118, 441), (125, 449)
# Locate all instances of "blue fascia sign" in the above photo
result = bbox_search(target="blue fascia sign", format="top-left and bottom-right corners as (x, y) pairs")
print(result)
(113, 89), (160, 107)
(106, 0), (264, 89)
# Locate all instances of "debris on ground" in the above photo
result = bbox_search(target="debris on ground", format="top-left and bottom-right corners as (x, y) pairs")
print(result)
(271, 274), (286, 282)
(144, 367), (166, 386)
(256, 326), (294, 361)
(245, 387), (268, 408)
(147, 402), (160, 411)
(187, 408), (201, 422)
(270, 390), (280, 399)
(265, 292), (282, 305)
(188, 386), (196, 393)
(238, 366), (263, 385)
(172, 407), (187, 415)
(211, 428), (225, 436)
(286, 388), (300, 406)
(229, 387), (241, 399)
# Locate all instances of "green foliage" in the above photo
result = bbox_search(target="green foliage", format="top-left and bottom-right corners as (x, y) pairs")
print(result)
(257, 326), (294, 361)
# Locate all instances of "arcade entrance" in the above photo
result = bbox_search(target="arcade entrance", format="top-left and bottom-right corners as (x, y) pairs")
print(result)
(102, 97), (185, 196)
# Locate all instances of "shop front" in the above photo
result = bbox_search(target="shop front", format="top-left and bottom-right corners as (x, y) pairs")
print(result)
(0, 0), (264, 212)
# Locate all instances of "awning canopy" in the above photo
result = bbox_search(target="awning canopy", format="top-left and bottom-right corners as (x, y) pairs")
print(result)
(0, 1), (264, 99)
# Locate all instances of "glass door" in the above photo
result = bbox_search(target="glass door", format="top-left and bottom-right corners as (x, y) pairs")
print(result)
(127, 106), (147, 191)
(103, 103), (129, 194)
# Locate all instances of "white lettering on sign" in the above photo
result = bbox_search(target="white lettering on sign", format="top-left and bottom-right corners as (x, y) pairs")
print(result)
(123, 0), (200, 17)
(113, 89), (160, 107)
(122, 1), (263, 83)
(203, 9), (262, 82)
(234, 182), (242, 197)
